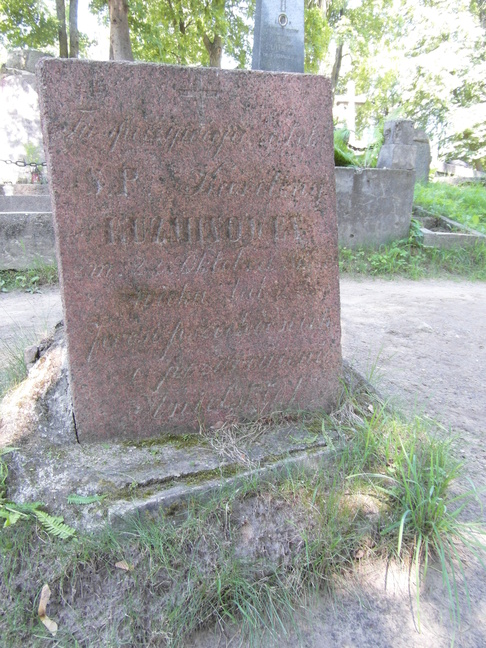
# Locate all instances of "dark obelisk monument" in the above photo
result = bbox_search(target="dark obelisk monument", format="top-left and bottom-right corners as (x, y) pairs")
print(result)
(252, 0), (305, 73)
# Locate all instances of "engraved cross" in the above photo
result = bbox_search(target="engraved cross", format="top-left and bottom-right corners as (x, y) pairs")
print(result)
(178, 76), (220, 122)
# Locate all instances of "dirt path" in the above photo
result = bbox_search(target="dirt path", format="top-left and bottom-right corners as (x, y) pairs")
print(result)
(0, 288), (62, 364)
(1, 278), (486, 646)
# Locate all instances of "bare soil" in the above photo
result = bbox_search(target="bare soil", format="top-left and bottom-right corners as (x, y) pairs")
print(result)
(1, 278), (486, 647)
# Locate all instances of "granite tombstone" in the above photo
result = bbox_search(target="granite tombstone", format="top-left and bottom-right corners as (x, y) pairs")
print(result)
(413, 128), (431, 184)
(377, 119), (417, 171)
(37, 60), (341, 442)
(252, 0), (305, 73)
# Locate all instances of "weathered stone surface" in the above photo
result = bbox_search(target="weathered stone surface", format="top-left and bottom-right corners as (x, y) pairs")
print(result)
(336, 168), (414, 248)
(37, 59), (341, 442)
(382, 119), (415, 145)
(377, 119), (416, 170)
(23, 344), (39, 368)
(252, 0), (305, 72)
(377, 144), (416, 170)
(0, 194), (52, 211)
(6, 48), (53, 73)
(413, 128), (431, 184)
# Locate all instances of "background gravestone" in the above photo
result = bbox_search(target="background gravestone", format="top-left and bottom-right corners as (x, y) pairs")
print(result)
(252, 0), (305, 72)
(377, 119), (417, 171)
(38, 59), (341, 442)
(413, 128), (431, 183)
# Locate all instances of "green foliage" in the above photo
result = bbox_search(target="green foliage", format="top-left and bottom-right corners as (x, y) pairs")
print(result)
(0, 263), (58, 294)
(339, 234), (486, 280)
(93, 0), (329, 71)
(0, 0), (58, 50)
(414, 182), (486, 234)
(341, 402), (486, 630)
(32, 510), (76, 539)
(305, 2), (332, 73)
(334, 127), (360, 166)
(328, 0), (485, 167)
(334, 127), (382, 168)
(107, 0), (254, 67)
(0, 448), (75, 538)
(365, 435), (483, 630)
(0, 336), (28, 398)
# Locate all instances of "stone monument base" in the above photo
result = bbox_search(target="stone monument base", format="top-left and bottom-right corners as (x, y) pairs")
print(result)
(1, 324), (369, 532)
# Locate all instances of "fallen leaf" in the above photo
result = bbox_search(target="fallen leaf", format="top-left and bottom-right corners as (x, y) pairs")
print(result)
(38, 584), (58, 636)
(115, 560), (134, 572)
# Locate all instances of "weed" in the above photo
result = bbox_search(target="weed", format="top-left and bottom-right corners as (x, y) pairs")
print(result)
(0, 262), (58, 293)
(378, 436), (485, 630)
(0, 337), (28, 398)
(0, 448), (75, 538)
(340, 237), (486, 280)
(346, 418), (486, 632)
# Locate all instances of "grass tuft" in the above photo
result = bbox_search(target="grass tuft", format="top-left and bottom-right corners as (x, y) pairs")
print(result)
(0, 338), (28, 398)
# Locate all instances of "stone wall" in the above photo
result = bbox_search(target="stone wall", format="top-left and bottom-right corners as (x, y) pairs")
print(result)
(335, 167), (415, 248)
(0, 185), (55, 270)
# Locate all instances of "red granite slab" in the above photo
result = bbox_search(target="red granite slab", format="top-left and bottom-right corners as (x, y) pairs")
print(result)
(37, 59), (341, 441)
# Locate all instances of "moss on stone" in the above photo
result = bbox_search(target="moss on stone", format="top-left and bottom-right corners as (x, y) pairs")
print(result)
(121, 433), (205, 451)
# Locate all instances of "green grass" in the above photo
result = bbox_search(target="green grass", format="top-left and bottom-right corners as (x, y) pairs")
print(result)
(414, 182), (486, 234)
(0, 262), (58, 293)
(0, 337), (29, 398)
(1, 384), (485, 646)
(339, 226), (486, 280)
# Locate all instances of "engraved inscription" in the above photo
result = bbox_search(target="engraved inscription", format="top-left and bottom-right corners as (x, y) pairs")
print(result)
(86, 163), (328, 208)
(107, 119), (246, 153)
(70, 112), (319, 156)
(119, 283), (207, 309)
(177, 76), (220, 123)
(85, 312), (331, 362)
(148, 348), (326, 419)
(87, 164), (139, 197)
(103, 212), (314, 246)
(86, 248), (323, 281)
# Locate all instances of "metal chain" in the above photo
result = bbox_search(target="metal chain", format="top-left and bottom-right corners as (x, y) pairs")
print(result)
(0, 159), (47, 167)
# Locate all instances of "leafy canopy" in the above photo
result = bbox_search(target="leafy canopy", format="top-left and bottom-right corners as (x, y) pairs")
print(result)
(0, 0), (58, 50)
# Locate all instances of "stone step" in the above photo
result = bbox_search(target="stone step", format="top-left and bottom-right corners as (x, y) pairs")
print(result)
(0, 195), (52, 212)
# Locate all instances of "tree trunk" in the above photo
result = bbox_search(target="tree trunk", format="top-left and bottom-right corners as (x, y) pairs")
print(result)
(56, 0), (69, 58)
(69, 0), (79, 58)
(109, 0), (134, 61)
(331, 43), (343, 99)
(203, 34), (223, 67)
